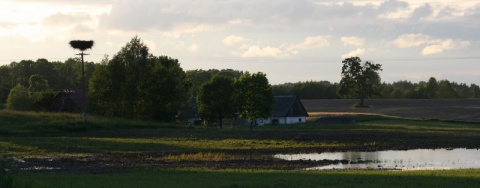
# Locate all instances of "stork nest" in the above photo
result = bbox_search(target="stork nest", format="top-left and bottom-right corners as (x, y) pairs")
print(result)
(69, 40), (94, 51)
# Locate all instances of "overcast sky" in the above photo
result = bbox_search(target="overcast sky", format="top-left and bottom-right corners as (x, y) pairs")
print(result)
(1, 0), (479, 84)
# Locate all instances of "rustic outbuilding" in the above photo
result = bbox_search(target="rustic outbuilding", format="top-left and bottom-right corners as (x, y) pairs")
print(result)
(47, 90), (85, 112)
(257, 95), (309, 125)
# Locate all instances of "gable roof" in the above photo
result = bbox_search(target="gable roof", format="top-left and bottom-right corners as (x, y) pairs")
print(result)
(48, 89), (85, 112)
(272, 96), (309, 117)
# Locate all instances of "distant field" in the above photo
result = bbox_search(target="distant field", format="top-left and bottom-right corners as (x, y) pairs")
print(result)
(303, 99), (480, 122)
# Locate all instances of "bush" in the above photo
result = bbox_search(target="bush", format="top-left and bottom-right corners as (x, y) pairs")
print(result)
(6, 84), (33, 111)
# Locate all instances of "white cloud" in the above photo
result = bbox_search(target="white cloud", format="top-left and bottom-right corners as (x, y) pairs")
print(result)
(341, 36), (365, 46)
(42, 12), (92, 26)
(295, 36), (330, 49)
(242, 45), (281, 58)
(188, 44), (199, 52)
(394, 33), (431, 48)
(422, 39), (470, 55)
(394, 33), (471, 55)
(143, 40), (156, 52)
(341, 48), (366, 59)
(222, 35), (247, 46)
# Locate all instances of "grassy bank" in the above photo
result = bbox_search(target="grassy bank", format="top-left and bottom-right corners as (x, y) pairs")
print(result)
(17, 169), (480, 188)
(0, 110), (178, 134)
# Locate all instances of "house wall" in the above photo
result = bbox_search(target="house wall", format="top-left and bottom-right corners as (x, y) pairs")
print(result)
(285, 116), (306, 124)
(257, 116), (306, 126)
(256, 118), (271, 126)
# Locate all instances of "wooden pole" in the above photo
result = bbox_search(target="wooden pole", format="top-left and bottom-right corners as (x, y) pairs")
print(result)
(76, 52), (88, 124)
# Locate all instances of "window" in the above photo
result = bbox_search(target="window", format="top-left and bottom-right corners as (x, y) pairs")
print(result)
(299, 118), (302, 122)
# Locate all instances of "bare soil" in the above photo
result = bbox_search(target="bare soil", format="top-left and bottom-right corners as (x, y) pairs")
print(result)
(303, 99), (480, 122)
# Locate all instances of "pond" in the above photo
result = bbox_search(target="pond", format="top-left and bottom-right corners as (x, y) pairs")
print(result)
(274, 148), (480, 170)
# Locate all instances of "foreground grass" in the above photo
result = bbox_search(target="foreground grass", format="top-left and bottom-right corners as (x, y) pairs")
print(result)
(0, 110), (179, 134)
(17, 169), (480, 188)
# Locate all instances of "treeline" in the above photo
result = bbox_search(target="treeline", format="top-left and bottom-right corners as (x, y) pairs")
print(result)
(272, 78), (480, 99)
(0, 58), (96, 109)
(1, 36), (479, 121)
(0, 37), (271, 123)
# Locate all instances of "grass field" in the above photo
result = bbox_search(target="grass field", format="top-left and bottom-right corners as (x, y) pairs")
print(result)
(1, 105), (480, 187)
(15, 169), (480, 188)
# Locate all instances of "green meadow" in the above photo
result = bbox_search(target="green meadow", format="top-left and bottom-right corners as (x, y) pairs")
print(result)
(2, 109), (480, 187)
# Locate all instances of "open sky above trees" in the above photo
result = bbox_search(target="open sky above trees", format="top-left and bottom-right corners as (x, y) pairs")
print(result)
(1, 0), (479, 85)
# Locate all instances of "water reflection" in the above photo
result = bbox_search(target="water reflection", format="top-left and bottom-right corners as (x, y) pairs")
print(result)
(274, 148), (480, 170)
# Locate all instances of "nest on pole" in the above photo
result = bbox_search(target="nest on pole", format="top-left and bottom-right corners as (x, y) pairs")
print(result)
(69, 40), (94, 51)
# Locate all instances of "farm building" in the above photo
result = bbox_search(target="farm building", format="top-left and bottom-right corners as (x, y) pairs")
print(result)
(182, 95), (309, 126)
(257, 95), (309, 125)
(47, 90), (85, 112)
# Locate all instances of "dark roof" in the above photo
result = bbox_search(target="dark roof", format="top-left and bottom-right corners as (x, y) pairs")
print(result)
(47, 90), (85, 112)
(272, 96), (309, 117)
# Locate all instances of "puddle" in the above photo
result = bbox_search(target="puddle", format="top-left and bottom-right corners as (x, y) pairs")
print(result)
(274, 148), (480, 170)
(20, 166), (61, 171)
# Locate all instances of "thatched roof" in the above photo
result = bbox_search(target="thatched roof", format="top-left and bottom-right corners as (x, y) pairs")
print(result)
(69, 40), (94, 51)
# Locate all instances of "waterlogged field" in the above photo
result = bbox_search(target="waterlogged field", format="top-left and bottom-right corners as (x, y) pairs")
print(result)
(1, 109), (480, 187)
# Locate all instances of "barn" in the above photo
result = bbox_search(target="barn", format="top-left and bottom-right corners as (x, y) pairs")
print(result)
(47, 90), (85, 112)
(257, 95), (309, 125)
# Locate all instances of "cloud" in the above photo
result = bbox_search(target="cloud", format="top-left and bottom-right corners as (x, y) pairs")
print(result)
(222, 35), (247, 46)
(394, 33), (431, 48)
(341, 48), (366, 59)
(236, 36), (330, 58)
(410, 3), (433, 21)
(143, 40), (156, 52)
(43, 12), (92, 26)
(188, 44), (199, 52)
(341, 36), (364, 46)
(394, 33), (471, 55)
(242, 45), (281, 58)
(294, 36), (330, 49)
(422, 39), (470, 55)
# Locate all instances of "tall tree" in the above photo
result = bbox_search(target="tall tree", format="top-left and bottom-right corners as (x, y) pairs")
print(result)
(436, 80), (458, 98)
(337, 57), (382, 107)
(197, 75), (235, 127)
(472, 84), (480, 98)
(426, 77), (438, 98)
(234, 72), (275, 128)
(88, 37), (189, 121)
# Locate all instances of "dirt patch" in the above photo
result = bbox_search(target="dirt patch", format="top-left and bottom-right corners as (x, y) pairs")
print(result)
(314, 116), (356, 123)
(12, 153), (355, 173)
(303, 99), (480, 122)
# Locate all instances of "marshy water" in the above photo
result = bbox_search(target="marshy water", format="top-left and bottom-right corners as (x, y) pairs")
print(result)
(275, 148), (480, 170)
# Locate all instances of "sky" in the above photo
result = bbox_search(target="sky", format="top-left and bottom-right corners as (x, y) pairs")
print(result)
(1, 0), (479, 85)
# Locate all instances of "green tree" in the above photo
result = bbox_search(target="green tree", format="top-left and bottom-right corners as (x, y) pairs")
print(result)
(436, 80), (458, 98)
(198, 75), (235, 127)
(337, 57), (382, 107)
(6, 84), (32, 111)
(186, 69), (243, 96)
(27, 74), (53, 110)
(88, 37), (189, 121)
(472, 84), (480, 98)
(139, 56), (190, 121)
(234, 72), (275, 128)
(426, 77), (438, 98)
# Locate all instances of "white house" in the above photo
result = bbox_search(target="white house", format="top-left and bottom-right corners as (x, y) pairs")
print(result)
(257, 96), (309, 125)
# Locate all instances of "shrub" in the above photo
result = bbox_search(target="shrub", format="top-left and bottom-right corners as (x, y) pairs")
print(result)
(6, 84), (33, 111)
